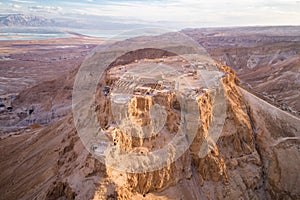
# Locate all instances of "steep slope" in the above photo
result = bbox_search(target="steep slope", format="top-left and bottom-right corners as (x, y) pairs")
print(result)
(90, 54), (264, 199)
(0, 113), (110, 200)
(241, 88), (300, 199)
(0, 46), (299, 200)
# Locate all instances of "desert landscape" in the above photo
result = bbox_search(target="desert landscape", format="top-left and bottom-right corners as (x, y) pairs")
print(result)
(0, 35), (103, 131)
(183, 26), (300, 117)
(0, 25), (299, 200)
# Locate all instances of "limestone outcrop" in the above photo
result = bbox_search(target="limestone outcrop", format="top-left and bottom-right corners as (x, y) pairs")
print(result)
(0, 50), (299, 200)
(91, 56), (266, 199)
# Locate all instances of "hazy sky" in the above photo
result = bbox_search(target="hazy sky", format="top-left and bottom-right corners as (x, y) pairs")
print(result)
(0, 0), (300, 28)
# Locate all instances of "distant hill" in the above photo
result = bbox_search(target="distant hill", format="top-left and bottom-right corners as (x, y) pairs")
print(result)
(183, 26), (300, 117)
(0, 14), (56, 27)
(0, 13), (145, 30)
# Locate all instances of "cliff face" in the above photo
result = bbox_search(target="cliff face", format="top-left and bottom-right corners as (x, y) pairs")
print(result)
(92, 56), (264, 199)
(201, 66), (263, 199)
(0, 50), (299, 200)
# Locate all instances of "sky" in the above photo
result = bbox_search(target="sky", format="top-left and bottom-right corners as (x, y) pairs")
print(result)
(0, 0), (300, 29)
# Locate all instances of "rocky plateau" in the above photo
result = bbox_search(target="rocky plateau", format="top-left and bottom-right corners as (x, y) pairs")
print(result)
(0, 27), (299, 200)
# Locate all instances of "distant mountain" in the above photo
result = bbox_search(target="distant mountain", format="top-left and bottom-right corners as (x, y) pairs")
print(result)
(0, 14), (56, 27)
(0, 13), (146, 30)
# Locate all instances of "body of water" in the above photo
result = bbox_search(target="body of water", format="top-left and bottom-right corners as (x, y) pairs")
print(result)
(0, 27), (123, 40)
(0, 27), (172, 40)
(0, 27), (71, 40)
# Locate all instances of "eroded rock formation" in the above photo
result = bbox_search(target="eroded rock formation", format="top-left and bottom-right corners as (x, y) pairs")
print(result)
(91, 56), (266, 199)
(0, 48), (299, 200)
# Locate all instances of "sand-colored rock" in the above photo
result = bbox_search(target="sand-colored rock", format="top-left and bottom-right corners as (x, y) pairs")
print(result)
(0, 38), (299, 199)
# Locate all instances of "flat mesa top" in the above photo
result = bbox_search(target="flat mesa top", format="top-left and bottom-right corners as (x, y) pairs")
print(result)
(108, 56), (213, 96)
